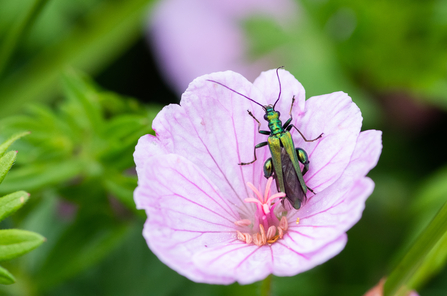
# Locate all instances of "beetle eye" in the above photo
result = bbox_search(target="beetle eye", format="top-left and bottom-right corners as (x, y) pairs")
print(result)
(263, 114), (268, 120)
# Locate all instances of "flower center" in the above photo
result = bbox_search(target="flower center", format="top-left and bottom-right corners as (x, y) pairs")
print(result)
(234, 177), (289, 246)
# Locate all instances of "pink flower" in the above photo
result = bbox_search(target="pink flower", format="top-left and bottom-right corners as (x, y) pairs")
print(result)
(134, 69), (382, 284)
(364, 279), (419, 296)
(148, 0), (297, 94)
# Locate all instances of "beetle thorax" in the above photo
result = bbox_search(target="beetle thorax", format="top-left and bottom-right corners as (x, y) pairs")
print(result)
(264, 107), (283, 135)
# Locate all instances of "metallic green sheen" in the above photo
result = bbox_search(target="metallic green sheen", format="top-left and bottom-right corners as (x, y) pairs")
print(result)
(264, 106), (307, 198)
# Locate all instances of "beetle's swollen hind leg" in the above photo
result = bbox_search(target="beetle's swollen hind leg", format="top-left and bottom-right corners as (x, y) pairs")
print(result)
(263, 157), (273, 178)
(296, 148), (309, 175)
(239, 142), (268, 165)
(296, 147), (315, 195)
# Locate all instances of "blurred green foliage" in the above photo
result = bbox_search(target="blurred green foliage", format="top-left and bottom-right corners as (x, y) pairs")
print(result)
(1, 0), (447, 295)
(0, 0), (155, 116)
(0, 69), (159, 293)
(1, 69), (157, 207)
(302, 0), (447, 109)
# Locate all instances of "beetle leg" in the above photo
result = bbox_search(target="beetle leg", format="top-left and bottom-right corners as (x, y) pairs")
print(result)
(239, 141), (268, 165)
(282, 97), (323, 141)
(289, 95), (295, 117)
(287, 124), (323, 142)
(282, 95), (295, 129)
(296, 148), (309, 175)
(247, 110), (270, 135)
(263, 157), (273, 178)
(283, 118), (292, 130)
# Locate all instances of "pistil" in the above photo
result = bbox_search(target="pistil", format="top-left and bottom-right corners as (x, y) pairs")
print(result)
(235, 177), (290, 246)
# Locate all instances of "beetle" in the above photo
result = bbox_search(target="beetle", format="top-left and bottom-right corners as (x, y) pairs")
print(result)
(208, 67), (322, 209)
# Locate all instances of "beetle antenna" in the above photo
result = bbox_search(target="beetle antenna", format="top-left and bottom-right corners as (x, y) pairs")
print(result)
(207, 79), (266, 111)
(272, 66), (284, 110)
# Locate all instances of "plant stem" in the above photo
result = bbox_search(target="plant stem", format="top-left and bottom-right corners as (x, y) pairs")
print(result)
(260, 275), (272, 296)
(384, 200), (447, 296)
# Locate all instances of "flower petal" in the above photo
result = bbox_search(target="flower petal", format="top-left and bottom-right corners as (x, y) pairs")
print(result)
(285, 177), (374, 253)
(302, 128), (382, 214)
(193, 232), (347, 284)
(150, 71), (273, 208)
(134, 134), (168, 175)
(283, 129), (381, 253)
(299, 91), (363, 192)
(252, 68), (306, 117)
(193, 240), (272, 284)
(134, 69), (383, 285)
(271, 234), (347, 277)
(135, 153), (244, 284)
(345, 130), (383, 179)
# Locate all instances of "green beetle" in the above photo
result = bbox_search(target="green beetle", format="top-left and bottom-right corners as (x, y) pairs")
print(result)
(208, 67), (322, 209)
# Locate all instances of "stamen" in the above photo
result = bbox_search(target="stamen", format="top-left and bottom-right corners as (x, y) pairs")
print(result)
(278, 227), (284, 239)
(296, 217), (300, 224)
(266, 226), (276, 240)
(279, 216), (288, 231)
(235, 219), (252, 227)
(259, 224), (267, 245)
(237, 230), (246, 242)
(244, 233), (253, 244)
(253, 233), (263, 246)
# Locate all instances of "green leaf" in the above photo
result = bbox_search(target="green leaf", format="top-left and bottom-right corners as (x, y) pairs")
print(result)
(399, 166), (447, 290)
(62, 69), (104, 134)
(100, 114), (152, 170)
(0, 229), (45, 261)
(408, 232), (447, 291)
(0, 265), (15, 285)
(103, 174), (139, 213)
(0, 151), (16, 185)
(0, 191), (29, 222)
(0, 159), (83, 194)
(103, 115), (150, 142)
(0, 131), (29, 157)
(1, 105), (77, 163)
(384, 199), (447, 296)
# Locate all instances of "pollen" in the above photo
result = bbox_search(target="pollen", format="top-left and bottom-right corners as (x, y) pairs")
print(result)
(267, 235), (279, 244)
(235, 177), (291, 246)
(296, 217), (300, 224)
